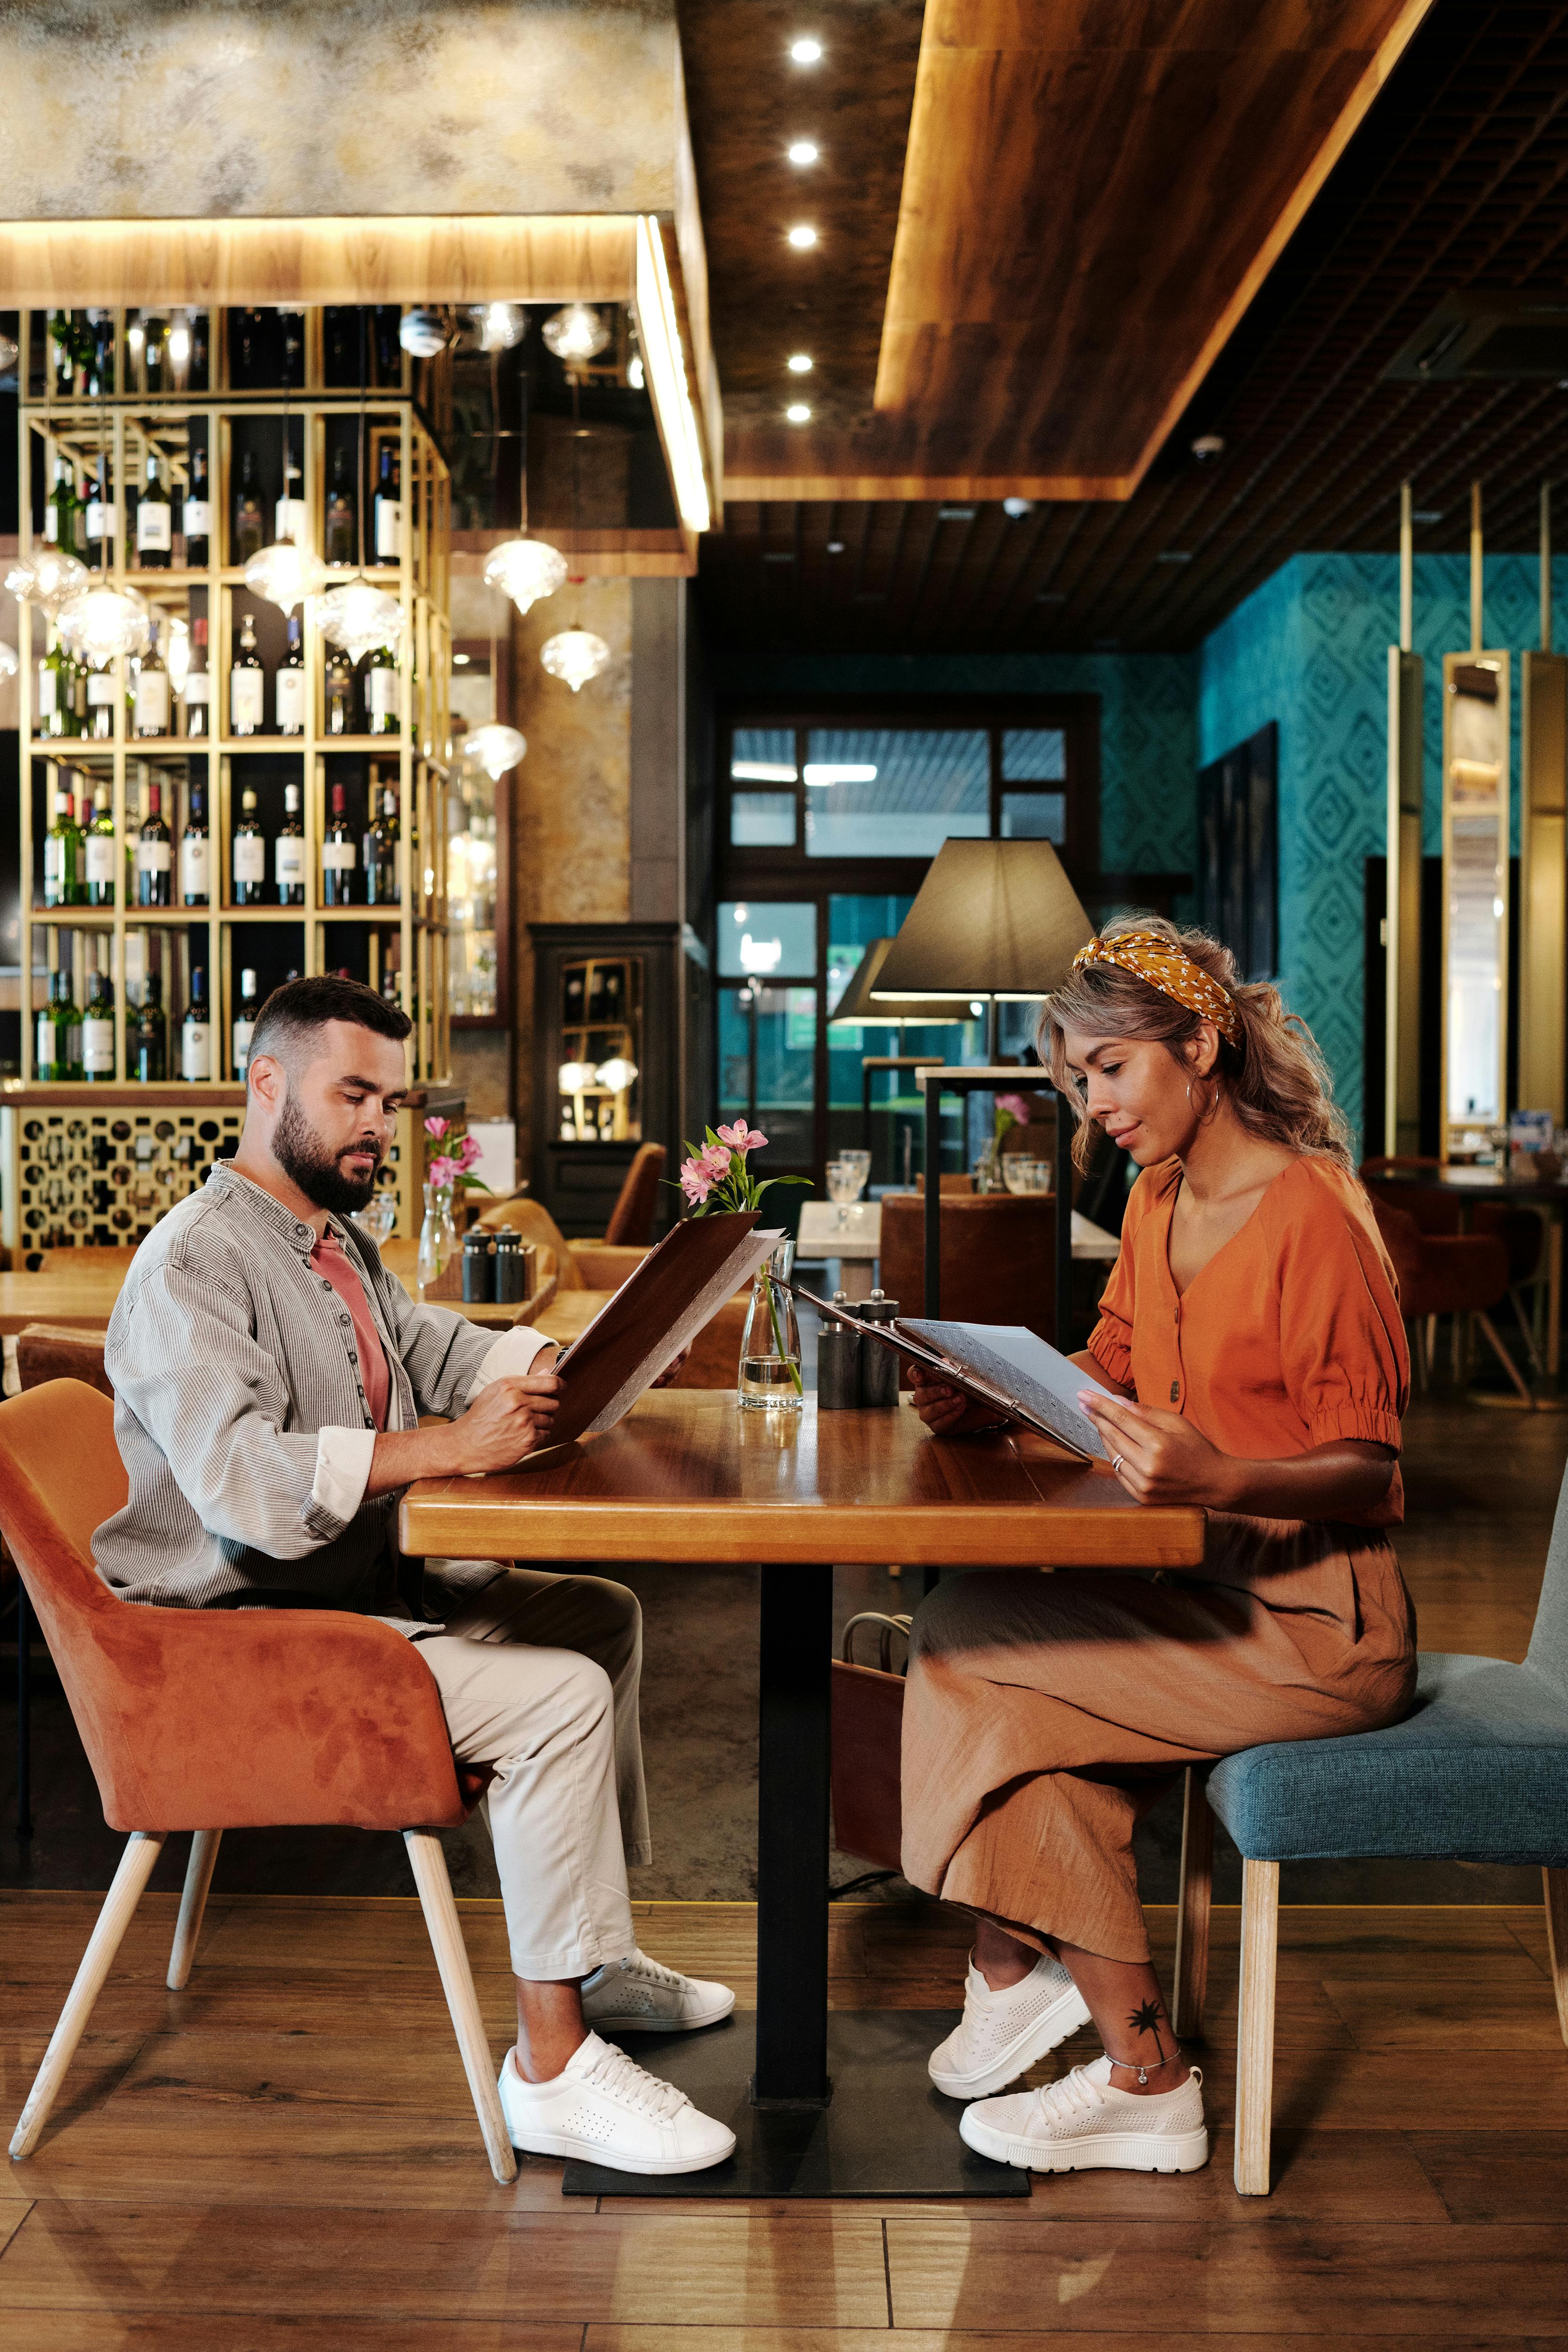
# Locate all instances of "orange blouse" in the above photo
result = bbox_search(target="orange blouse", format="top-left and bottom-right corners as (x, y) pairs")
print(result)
(1086, 1154), (1409, 1526)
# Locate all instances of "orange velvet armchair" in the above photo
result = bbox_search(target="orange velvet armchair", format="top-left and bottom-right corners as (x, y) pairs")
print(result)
(0, 1379), (516, 2182)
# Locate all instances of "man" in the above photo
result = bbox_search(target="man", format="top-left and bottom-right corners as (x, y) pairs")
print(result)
(99, 974), (736, 2176)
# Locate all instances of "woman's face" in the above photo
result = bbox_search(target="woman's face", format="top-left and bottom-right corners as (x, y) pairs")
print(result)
(1060, 1024), (1213, 1166)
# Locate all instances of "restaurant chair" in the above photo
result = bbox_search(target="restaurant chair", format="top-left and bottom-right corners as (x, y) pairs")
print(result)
(1363, 1156), (1550, 1378)
(1171, 1454), (1568, 2197)
(603, 1142), (668, 1245)
(0, 1378), (517, 2185)
(1369, 1197), (1529, 1404)
(15, 1323), (112, 1398)
(879, 1192), (1056, 1339)
(476, 1193), (650, 1293)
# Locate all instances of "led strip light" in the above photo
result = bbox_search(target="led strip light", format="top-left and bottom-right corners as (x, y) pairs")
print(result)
(636, 215), (712, 536)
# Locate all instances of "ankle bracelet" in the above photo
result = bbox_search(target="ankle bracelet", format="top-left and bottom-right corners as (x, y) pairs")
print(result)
(1105, 2050), (1184, 2087)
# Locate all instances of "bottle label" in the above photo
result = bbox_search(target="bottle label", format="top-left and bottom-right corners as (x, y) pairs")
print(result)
(183, 498), (211, 539)
(233, 835), (266, 885)
(136, 839), (172, 874)
(83, 1017), (115, 1074)
(135, 672), (170, 732)
(233, 1018), (255, 1075)
(86, 500), (117, 541)
(275, 668), (307, 731)
(36, 1015), (54, 1070)
(231, 670), (264, 730)
(275, 497), (308, 542)
(275, 836), (305, 884)
(44, 509), (59, 543)
(44, 837), (63, 884)
(180, 835), (210, 899)
(37, 667), (56, 717)
(322, 842), (357, 871)
(375, 498), (403, 559)
(136, 502), (172, 552)
(184, 671), (210, 705)
(368, 666), (400, 719)
(86, 836), (115, 886)
(88, 672), (117, 707)
(182, 1020), (212, 1082)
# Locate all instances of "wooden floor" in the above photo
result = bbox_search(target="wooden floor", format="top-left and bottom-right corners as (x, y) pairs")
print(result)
(3, 1889), (1567, 2345)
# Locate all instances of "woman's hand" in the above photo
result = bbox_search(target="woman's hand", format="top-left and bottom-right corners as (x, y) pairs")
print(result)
(909, 1361), (1009, 1438)
(650, 1347), (691, 1390)
(1079, 1392), (1238, 1507)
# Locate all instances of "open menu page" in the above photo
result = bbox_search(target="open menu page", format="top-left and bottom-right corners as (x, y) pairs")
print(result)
(899, 1320), (1114, 1461)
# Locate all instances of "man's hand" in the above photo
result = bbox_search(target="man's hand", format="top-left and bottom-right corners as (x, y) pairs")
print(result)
(650, 1347), (691, 1390)
(1080, 1392), (1237, 1507)
(909, 1361), (1008, 1438)
(441, 1372), (563, 1473)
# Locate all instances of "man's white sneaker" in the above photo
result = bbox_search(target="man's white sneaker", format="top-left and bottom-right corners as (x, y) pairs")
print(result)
(959, 2056), (1208, 2173)
(928, 1952), (1092, 2098)
(498, 2033), (737, 2175)
(581, 1948), (736, 2034)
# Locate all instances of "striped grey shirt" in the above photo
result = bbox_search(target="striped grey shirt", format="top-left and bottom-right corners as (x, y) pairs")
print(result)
(96, 1162), (546, 1612)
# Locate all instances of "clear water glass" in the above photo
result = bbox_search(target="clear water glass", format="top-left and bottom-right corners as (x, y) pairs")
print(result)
(738, 1237), (804, 1410)
(1003, 1156), (1052, 1195)
(826, 1159), (862, 1228)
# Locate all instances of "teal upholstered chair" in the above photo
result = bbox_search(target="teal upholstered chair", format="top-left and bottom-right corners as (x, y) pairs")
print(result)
(1171, 1467), (1568, 2198)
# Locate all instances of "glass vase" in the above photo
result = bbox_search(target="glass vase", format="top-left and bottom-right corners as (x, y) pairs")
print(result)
(416, 1181), (457, 1293)
(738, 1238), (804, 1411)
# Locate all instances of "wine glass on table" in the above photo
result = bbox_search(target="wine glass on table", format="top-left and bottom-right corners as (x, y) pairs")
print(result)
(826, 1159), (862, 1230)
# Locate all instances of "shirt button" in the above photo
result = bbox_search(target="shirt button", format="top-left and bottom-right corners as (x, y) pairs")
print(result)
(1170, 1380), (1180, 1403)
(338, 1311), (350, 1325)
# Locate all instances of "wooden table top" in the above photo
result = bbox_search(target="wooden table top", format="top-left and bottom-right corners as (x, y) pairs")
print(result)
(399, 1388), (1206, 1569)
(0, 1267), (123, 1335)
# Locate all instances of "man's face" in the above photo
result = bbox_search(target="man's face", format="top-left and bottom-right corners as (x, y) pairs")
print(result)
(262, 1020), (408, 1216)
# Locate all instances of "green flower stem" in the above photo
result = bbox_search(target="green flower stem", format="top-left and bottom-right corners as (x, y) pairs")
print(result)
(763, 1271), (804, 1395)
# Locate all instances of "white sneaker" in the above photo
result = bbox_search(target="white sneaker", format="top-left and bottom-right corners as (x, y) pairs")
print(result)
(960, 2056), (1208, 2173)
(498, 2032), (737, 2175)
(581, 1948), (736, 2034)
(928, 1951), (1092, 2098)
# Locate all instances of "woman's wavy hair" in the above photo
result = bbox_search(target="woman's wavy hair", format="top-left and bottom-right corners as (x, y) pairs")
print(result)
(1039, 913), (1354, 1175)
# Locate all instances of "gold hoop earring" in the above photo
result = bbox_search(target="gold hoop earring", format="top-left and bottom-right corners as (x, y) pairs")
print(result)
(1185, 1077), (1219, 1123)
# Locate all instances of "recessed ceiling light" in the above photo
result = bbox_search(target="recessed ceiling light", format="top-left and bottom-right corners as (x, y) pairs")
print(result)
(787, 353), (813, 374)
(788, 140), (819, 166)
(452, 652), (471, 666)
(788, 224), (818, 249)
(790, 37), (823, 63)
(827, 540), (845, 553)
(1002, 497), (1035, 519)
(786, 402), (812, 423)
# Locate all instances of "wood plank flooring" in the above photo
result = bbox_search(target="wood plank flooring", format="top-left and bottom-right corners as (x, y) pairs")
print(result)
(2, 1892), (1566, 2344)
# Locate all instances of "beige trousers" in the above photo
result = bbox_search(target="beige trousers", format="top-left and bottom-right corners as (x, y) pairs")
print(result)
(401, 1565), (649, 1979)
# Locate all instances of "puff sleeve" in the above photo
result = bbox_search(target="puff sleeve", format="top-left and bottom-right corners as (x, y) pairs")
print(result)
(1274, 1175), (1409, 1450)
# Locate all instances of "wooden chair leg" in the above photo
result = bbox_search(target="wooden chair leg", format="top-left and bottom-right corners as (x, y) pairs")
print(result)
(404, 1828), (517, 2185)
(10, 1829), (166, 2161)
(1544, 1867), (1568, 2047)
(1234, 1858), (1279, 2197)
(167, 1830), (223, 1991)
(1475, 1310), (1535, 1406)
(1172, 1767), (1213, 2039)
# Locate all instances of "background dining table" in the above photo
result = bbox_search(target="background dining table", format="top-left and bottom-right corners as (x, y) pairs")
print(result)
(400, 1386), (1206, 2200)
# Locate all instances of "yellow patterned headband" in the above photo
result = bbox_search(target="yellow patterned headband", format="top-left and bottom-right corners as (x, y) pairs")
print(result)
(1070, 930), (1244, 1048)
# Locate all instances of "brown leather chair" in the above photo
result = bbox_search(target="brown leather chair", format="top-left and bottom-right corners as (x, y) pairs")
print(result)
(15, 1323), (112, 1398)
(0, 1380), (517, 2182)
(1369, 1197), (1528, 1403)
(1363, 1156), (1549, 1377)
(879, 1192), (1056, 1340)
(604, 1142), (668, 1245)
(476, 1194), (649, 1294)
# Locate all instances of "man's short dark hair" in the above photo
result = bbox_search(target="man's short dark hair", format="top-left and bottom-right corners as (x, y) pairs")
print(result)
(247, 973), (412, 1076)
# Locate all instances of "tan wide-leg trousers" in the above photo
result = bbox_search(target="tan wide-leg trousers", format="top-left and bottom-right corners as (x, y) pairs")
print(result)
(398, 1565), (649, 1980)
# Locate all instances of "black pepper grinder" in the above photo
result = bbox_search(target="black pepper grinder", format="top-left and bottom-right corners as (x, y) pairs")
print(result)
(462, 1227), (495, 1304)
(493, 1226), (527, 1305)
(816, 1290), (862, 1409)
(856, 1287), (901, 1407)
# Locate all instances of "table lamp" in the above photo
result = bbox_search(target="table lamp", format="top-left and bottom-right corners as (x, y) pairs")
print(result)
(869, 839), (1096, 1052)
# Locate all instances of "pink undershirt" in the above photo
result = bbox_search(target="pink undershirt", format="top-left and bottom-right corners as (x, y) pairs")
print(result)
(311, 1227), (391, 1430)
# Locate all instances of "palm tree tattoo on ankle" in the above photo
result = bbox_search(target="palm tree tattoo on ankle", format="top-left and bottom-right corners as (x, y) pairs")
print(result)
(1128, 1999), (1167, 2060)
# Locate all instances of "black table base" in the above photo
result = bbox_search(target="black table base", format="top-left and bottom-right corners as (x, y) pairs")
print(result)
(560, 2010), (1028, 2199)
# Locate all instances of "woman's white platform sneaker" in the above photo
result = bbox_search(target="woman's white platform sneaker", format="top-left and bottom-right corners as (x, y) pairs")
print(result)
(928, 1952), (1092, 2098)
(959, 2057), (1209, 2173)
(581, 1948), (736, 2034)
(498, 2034), (737, 2175)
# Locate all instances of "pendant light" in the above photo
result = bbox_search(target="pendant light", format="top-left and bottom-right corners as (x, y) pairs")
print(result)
(6, 548), (87, 609)
(314, 312), (403, 658)
(538, 382), (610, 693)
(542, 303), (610, 365)
(482, 315), (566, 618)
(46, 367), (146, 658)
(246, 369), (326, 613)
(474, 302), (526, 353)
(463, 722), (527, 779)
(0, 641), (17, 682)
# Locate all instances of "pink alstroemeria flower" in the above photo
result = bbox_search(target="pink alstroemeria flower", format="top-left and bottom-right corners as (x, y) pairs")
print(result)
(428, 1154), (459, 1188)
(996, 1094), (1032, 1124)
(424, 1115), (451, 1140)
(456, 1132), (484, 1169)
(700, 1140), (733, 1178)
(679, 1155), (715, 1205)
(716, 1119), (768, 1155)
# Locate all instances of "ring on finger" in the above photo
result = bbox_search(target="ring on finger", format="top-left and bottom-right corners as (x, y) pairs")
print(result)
(1111, 1453), (1125, 1476)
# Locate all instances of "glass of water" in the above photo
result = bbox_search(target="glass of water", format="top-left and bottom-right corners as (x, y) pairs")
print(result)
(826, 1159), (863, 1228)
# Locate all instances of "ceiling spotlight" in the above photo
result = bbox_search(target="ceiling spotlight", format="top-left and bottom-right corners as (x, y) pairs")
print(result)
(543, 302), (611, 364)
(786, 403), (812, 423)
(788, 225), (818, 249)
(787, 353), (813, 373)
(1002, 497), (1035, 519)
(790, 37), (823, 63)
(827, 539), (845, 554)
(1190, 432), (1226, 462)
(788, 140), (819, 165)
(399, 307), (450, 359)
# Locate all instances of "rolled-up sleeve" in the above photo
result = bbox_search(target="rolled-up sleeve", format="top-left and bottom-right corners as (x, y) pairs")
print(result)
(1276, 1200), (1409, 1450)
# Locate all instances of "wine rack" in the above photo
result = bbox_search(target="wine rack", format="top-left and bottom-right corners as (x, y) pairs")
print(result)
(8, 306), (458, 1245)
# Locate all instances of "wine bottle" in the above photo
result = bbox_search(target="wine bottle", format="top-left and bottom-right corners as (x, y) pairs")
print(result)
(275, 780), (306, 905)
(85, 452), (116, 556)
(135, 452), (173, 569)
(82, 963), (116, 1081)
(233, 787), (266, 906)
(44, 787), (85, 907)
(230, 610), (264, 736)
(87, 309), (115, 398)
(373, 444), (402, 560)
(325, 445), (356, 566)
(184, 614), (210, 736)
(85, 782), (116, 906)
(363, 644), (399, 737)
(275, 614), (306, 736)
(275, 455), (307, 546)
(325, 643), (355, 736)
(181, 779), (210, 906)
(182, 445), (211, 565)
(37, 642), (76, 739)
(143, 316), (167, 396)
(130, 971), (167, 1082)
(133, 618), (170, 737)
(322, 781), (358, 906)
(37, 968), (82, 1081)
(45, 456), (81, 556)
(85, 656), (116, 741)
(136, 779), (172, 909)
(48, 311), (78, 398)
(190, 310), (210, 392)
(233, 450), (264, 564)
(232, 966), (261, 1079)
(182, 966), (212, 1082)
(364, 785), (400, 905)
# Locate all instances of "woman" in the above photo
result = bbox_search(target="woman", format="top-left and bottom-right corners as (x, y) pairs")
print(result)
(902, 917), (1414, 2177)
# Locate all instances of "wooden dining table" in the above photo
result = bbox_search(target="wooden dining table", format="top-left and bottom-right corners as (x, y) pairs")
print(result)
(400, 1388), (1206, 2199)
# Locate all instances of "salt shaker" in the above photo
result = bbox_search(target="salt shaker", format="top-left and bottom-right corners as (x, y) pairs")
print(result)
(856, 1287), (900, 1408)
(816, 1291), (862, 1409)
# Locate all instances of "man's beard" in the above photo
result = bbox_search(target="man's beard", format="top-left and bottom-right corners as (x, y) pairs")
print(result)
(272, 1085), (382, 1216)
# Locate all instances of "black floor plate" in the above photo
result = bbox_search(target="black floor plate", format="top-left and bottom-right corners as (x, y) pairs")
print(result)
(561, 2010), (1029, 2199)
